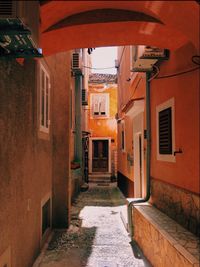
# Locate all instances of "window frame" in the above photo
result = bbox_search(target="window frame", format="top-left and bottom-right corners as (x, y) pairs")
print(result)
(90, 93), (109, 118)
(39, 62), (51, 134)
(156, 98), (176, 162)
(121, 120), (126, 152)
(40, 192), (52, 247)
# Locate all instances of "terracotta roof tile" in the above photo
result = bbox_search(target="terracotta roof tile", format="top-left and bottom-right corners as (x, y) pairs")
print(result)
(89, 73), (117, 84)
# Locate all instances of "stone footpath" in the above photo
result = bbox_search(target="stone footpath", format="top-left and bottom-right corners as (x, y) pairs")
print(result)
(33, 184), (151, 267)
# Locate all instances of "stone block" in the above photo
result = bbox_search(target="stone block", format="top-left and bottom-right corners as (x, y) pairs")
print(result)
(133, 205), (199, 267)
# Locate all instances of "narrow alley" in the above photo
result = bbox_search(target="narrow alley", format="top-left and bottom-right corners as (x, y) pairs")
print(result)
(33, 184), (150, 267)
(0, 2), (199, 267)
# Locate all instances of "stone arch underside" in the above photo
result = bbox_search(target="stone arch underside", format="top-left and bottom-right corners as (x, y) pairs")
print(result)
(40, 3), (199, 61)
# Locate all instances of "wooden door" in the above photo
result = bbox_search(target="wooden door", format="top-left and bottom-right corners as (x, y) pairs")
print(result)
(92, 140), (109, 172)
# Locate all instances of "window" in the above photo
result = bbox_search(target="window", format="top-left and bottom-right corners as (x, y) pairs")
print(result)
(121, 121), (126, 151)
(39, 63), (50, 133)
(159, 107), (172, 154)
(91, 93), (109, 117)
(42, 199), (51, 235)
(156, 98), (175, 162)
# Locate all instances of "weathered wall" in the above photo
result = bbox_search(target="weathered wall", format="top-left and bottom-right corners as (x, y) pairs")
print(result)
(150, 179), (200, 236)
(149, 44), (200, 233)
(0, 58), (52, 267)
(117, 171), (134, 197)
(117, 46), (146, 196)
(0, 52), (72, 267)
(133, 205), (199, 267)
(45, 52), (72, 228)
(151, 45), (199, 194)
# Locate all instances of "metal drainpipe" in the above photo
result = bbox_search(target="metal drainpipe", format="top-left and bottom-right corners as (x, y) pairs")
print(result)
(127, 72), (151, 239)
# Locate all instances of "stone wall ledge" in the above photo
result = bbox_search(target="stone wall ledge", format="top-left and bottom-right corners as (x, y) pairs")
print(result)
(133, 204), (200, 267)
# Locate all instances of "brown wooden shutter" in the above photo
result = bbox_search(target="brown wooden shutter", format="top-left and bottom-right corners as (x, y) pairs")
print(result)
(159, 107), (172, 154)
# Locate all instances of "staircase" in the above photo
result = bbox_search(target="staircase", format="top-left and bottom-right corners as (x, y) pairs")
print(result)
(89, 174), (111, 184)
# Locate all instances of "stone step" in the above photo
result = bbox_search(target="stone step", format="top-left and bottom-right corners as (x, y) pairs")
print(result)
(89, 179), (111, 183)
(89, 175), (111, 183)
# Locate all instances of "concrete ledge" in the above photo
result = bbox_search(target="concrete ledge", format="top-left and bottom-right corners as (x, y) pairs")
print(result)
(120, 205), (129, 232)
(133, 204), (200, 267)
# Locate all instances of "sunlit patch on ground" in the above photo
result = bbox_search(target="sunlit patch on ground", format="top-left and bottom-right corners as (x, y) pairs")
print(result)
(35, 185), (151, 267)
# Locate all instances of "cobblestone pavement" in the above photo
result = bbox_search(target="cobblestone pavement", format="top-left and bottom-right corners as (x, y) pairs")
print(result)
(34, 184), (151, 267)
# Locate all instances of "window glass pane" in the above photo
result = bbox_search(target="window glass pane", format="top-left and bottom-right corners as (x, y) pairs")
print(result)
(93, 96), (99, 115)
(102, 140), (108, 157)
(93, 141), (99, 157)
(100, 96), (106, 115)
(122, 130), (124, 149)
(41, 70), (45, 126)
(46, 76), (49, 128)
(70, 90), (72, 129)
(92, 94), (108, 116)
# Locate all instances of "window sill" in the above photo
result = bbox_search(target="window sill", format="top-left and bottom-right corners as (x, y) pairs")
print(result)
(91, 116), (109, 120)
(38, 130), (50, 141)
(157, 154), (176, 163)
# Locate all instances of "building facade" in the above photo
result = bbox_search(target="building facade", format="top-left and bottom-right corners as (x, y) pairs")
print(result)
(0, 1), (199, 266)
(88, 74), (118, 182)
(117, 44), (200, 238)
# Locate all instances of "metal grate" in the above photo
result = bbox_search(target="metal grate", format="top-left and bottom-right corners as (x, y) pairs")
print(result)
(82, 88), (88, 105)
(72, 52), (80, 69)
(0, 0), (13, 16)
(159, 107), (172, 154)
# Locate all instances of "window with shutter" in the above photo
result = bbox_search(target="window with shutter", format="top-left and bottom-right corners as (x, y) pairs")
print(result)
(39, 63), (50, 133)
(121, 121), (126, 151)
(91, 93), (109, 117)
(159, 107), (172, 154)
(99, 95), (106, 115)
(156, 98), (175, 162)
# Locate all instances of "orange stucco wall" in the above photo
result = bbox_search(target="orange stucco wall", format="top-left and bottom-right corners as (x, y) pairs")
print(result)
(88, 82), (118, 176)
(117, 46), (146, 183)
(88, 83), (117, 143)
(151, 48), (200, 194)
(117, 44), (200, 195)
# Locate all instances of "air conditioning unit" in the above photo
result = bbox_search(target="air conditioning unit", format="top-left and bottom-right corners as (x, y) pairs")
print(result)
(132, 58), (158, 73)
(140, 46), (169, 60)
(82, 88), (88, 105)
(72, 52), (82, 73)
(0, 1), (41, 57)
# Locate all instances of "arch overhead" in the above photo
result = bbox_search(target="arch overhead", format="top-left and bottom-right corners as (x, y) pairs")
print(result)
(40, 1), (199, 56)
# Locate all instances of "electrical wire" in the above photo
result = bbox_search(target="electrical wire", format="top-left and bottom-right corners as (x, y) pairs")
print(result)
(192, 55), (200, 65)
(148, 65), (160, 82)
(83, 65), (116, 70)
(83, 46), (126, 70)
(83, 53), (200, 78)
(156, 66), (200, 79)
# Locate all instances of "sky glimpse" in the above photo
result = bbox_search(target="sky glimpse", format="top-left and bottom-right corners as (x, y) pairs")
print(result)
(91, 47), (117, 75)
